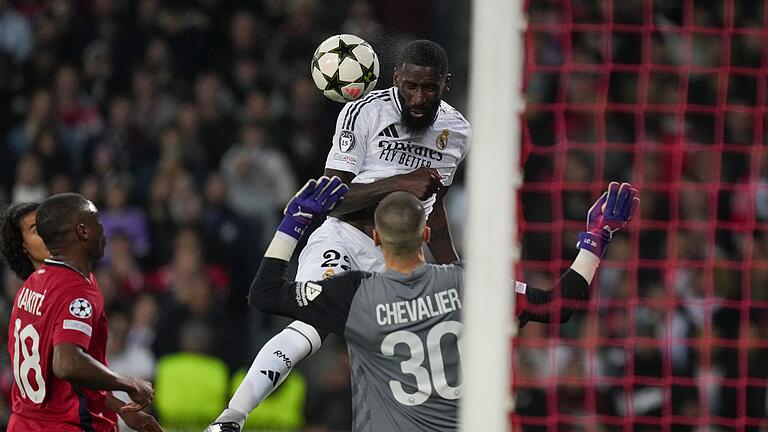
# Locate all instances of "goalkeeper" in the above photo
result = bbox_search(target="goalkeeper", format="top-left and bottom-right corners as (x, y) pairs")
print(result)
(207, 178), (638, 431)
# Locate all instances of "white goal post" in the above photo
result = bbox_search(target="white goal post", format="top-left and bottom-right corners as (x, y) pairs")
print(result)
(460, 0), (525, 431)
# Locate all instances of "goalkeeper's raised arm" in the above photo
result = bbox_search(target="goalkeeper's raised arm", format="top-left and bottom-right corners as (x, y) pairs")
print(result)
(516, 182), (640, 326)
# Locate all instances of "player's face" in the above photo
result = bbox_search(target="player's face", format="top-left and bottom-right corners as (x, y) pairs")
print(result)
(82, 201), (106, 260)
(19, 211), (49, 266)
(394, 64), (450, 133)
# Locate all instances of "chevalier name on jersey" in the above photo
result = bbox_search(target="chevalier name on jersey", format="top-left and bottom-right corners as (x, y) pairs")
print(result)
(376, 288), (461, 326)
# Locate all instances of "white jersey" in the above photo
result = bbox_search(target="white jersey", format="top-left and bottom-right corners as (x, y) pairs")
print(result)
(297, 87), (471, 282)
(325, 86), (471, 216)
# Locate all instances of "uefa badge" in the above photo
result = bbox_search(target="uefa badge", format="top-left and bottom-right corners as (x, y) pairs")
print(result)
(69, 298), (93, 319)
(339, 130), (356, 152)
(436, 129), (449, 150)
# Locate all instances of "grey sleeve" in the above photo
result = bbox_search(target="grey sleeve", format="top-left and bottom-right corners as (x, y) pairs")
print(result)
(249, 257), (369, 335)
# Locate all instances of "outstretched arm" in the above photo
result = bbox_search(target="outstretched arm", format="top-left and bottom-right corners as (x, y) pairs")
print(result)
(518, 182), (640, 326)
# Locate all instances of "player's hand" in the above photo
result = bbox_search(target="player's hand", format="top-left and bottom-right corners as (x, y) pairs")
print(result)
(121, 377), (155, 412)
(394, 167), (443, 200)
(277, 176), (349, 240)
(120, 409), (164, 432)
(576, 182), (639, 258)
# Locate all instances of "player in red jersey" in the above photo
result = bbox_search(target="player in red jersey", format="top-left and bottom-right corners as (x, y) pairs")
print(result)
(0, 202), (49, 280)
(5, 193), (161, 432)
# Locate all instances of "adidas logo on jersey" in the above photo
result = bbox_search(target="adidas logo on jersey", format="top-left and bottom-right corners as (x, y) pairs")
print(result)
(378, 124), (399, 138)
(260, 370), (281, 387)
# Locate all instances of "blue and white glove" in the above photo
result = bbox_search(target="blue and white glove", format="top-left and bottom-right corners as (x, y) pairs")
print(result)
(277, 176), (349, 240)
(576, 182), (640, 258)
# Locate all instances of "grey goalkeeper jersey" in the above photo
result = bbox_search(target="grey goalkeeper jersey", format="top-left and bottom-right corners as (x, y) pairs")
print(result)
(252, 259), (463, 432)
(251, 257), (589, 431)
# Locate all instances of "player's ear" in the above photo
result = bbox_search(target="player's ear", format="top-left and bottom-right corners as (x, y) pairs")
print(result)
(373, 229), (382, 247)
(443, 73), (452, 93)
(393, 67), (400, 87)
(75, 223), (88, 241)
(422, 226), (431, 243)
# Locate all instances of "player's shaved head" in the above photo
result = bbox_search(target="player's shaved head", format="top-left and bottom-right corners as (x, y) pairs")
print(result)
(398, 40), (448, 78)
(36, 193), (93, 250)
(374, 192), (427, 256)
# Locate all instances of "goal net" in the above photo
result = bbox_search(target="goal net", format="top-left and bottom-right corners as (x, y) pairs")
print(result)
(513, 0), (768, 430)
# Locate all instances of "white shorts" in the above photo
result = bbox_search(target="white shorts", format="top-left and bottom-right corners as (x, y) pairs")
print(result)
(296, 217), (385, 282)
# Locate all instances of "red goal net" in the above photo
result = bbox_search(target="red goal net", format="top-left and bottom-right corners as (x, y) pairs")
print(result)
(514, 0), (768, 430)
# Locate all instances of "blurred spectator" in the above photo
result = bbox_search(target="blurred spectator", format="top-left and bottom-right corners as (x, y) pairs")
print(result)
(12, 153), (47, 203)
(221, 121), (297, 232)
(131, 67), (178, 141)
(54, 64), (104, 176)
(103, 233), (147, 297)
(200, 171), (260, 292)
(193, 71), (239, 168)
(0, 3), (33, 64)
(101, 177), (151, 258)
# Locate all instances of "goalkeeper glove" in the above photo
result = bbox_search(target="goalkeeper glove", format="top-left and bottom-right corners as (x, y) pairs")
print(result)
(577, 181), (639, 258)
(277, 176), (349, 240)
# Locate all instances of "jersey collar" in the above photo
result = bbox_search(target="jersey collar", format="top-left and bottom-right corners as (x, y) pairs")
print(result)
(389, 86), (403, 112)
(382, 263), (429, 282)
(43, 259), (93, 284)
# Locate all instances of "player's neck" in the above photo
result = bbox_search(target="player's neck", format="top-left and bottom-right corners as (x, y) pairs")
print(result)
(48, 254), (92, 279)
(383, 250), (425, 275)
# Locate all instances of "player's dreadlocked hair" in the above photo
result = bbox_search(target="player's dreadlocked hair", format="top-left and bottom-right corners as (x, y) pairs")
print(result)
(398, 40), (449, 78)
(0, 203), (40, 280)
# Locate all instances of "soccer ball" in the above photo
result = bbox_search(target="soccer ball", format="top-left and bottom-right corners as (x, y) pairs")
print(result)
(311, 34), (380, 103)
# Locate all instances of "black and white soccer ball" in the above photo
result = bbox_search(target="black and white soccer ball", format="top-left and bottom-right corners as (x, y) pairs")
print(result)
(69, 298), (93, 319)
(311, 34), (379, 103)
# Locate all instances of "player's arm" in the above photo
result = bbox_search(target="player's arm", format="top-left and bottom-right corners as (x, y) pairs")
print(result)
(425, 189), (458, 264)
(53, 343), (154, 412)
(518, 182), (640, 326)
(250, 258), (364, 335)
(248, 177), (356, 337)
(105, 394), (163, 432)
(324, 167), (443, 216)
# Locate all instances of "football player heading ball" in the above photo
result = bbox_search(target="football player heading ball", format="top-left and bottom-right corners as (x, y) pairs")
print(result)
(208, 39), (469, 431)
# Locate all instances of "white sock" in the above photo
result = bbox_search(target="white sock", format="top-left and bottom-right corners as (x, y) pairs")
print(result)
(221, 321), (322, 421)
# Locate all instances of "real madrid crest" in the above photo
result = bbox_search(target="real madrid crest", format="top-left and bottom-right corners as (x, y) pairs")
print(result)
(436, 129), (449, 150)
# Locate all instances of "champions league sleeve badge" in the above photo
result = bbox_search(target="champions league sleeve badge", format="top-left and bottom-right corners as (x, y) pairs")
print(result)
(69, 298), (93, 319)
(436, 129), (449, 150)
(339, 130), (356, 152)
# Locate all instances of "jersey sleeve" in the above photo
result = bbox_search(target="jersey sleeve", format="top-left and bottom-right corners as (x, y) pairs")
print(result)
(324, 99), (372, 175)
(250, 257), (369, 336)
(516, 270), (589, 327)
(51, 285), (99, 350)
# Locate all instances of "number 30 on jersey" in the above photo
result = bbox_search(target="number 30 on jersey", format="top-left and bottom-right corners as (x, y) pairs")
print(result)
(381, 320), (462, 406)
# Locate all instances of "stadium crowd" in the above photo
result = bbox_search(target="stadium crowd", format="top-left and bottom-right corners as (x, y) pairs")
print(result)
(0, 0), (468, 429)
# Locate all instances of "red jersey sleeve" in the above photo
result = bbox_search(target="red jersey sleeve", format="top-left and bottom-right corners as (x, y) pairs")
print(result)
(51, 285), (99, 350)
